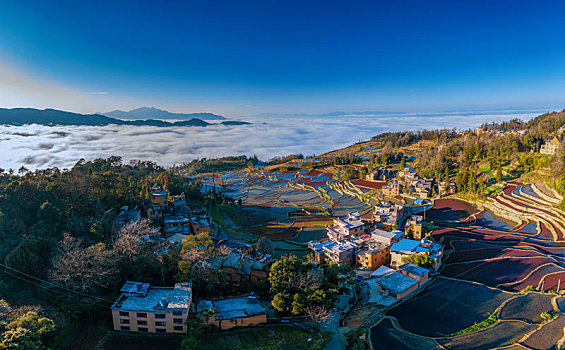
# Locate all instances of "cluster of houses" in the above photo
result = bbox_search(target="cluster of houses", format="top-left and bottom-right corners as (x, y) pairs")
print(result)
(366, 167), (390, 181)
(200, 251), (270, 284)
(110, 183), (276, 335)
(110, 169), (452, 336)
(473, 126), (562, 156)
(364, 166), (455, 200)
(144, 184), (211, 237)
(373, 201), (404, 229)
(398, 167), (434, 199)
(111, 281), (267, 334)
(308, 210), (443, 301)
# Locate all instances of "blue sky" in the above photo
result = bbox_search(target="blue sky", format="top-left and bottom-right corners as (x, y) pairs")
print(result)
(0, 0), (564, 116)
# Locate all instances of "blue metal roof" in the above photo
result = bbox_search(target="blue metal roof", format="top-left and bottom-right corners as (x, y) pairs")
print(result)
(391, 239), (420, 252)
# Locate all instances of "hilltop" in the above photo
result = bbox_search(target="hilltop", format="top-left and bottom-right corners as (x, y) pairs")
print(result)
(104, 106), (226, 120)
(0, 108), (249, 127)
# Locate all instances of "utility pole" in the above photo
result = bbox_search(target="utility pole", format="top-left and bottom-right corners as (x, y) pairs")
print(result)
(558, 279), (561, 292)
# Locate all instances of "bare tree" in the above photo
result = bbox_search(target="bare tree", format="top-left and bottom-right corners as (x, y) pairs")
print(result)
(294, 270), (323, 292)
(216, 245), (233, 257)
(49, 233), (119, 291)
(113, 219), (157, 259)
(304, 305), (331, 329)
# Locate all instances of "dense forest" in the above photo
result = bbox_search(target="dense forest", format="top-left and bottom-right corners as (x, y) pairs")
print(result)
(0, 157), (204, 348)
(368, 110), (565, 203)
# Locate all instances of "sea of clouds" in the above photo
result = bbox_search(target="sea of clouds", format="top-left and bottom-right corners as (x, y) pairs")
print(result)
(0, 111), (543, 170)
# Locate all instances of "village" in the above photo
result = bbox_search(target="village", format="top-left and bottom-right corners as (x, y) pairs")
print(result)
(99, 126), (565, 349)
(107, 158), (452, 343)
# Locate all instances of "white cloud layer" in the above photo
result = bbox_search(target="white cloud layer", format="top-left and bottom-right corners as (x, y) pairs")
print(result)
(0, 112), (540, 170)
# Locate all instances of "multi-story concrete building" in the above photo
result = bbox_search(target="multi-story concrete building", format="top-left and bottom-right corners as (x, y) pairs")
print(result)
(326, 212), (365, 241)
(540, 136), (560, 155)
(150, 184), (169, 209)
(406, 215), (423, 239)
(111, 281), (192, 334)
(390, 238), (444, 270)
(366, 167), (390, 181)
(354, 239), (391, 270)
(163, 216), (191, 236)
(371, 228), (404, 245)
(374, 202), (405, 228)
(382, 180), (401, 196)
(323, 241), (357, 266)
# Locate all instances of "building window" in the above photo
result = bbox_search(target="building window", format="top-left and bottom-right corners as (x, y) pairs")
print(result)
(155, 313), (166, 319)
(172, 310), (183, 316)
(136, 312), (147, 318)
(120, 319), (130, 324)
(156, 328), (167, 333)
(174, 326), (184, 331)
(138, 327), (148, 332)
(155, 321), (166, 327)
(137, 320), (147, 325)
(120, 326), (130, 331)
(119, 311), (129, 317)
(173, 318), (183, 324)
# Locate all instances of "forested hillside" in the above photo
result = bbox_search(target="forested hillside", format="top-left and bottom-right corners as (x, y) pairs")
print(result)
(0, 157), (203, 348)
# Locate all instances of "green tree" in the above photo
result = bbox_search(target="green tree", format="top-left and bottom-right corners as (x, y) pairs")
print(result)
(496, 163), (503, 182)
(401, 254), (433, 269)
(5, 236), (52, 278)
(307, 289), (327, 306)
(268, 257), (309, 294)
(181, 232), (214, 255)
(0, 312), (55, 350)
(291, 293), (304, 315)
(272, 292), (290, 312)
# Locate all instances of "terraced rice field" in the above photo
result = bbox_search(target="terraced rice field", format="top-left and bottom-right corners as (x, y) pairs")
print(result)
(387, 278), (512, 337)
(203, 168), (380, 247)
(374, 182), (565, 349)
(426, 198), (477, 222)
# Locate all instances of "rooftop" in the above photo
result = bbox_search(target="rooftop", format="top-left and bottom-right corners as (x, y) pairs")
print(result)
(151, 190), (169, 197)
(398, 263), (430, 277)
(121, 281), (150, 296)
(113, 282), (192, 312)
(191, 216), (210, 227)
(336, 216), (364, 230)
(197, 297), (266, 320)
(391, 239), (421, 253)
(371, 229), (396, 240)
(308, 240), (334, 252)
(324, 241), (355, 254)
(370, 265), (395, 278)
(377, 271), (418, 295)
(357, 240), (389, 255)
(166, 233), (186, 245)
(164, 216), (190, 224)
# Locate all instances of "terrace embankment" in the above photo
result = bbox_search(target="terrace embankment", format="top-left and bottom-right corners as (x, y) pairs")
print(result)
(372, 182), (565, 349)
(207, 168), (373, 253)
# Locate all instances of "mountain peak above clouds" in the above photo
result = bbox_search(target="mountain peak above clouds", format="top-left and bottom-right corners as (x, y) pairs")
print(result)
(103, 107), (226, 120)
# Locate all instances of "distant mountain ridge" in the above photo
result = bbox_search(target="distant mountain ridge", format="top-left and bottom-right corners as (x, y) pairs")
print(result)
(104, 107), (226, 120)
(0, 108), (249, 127)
